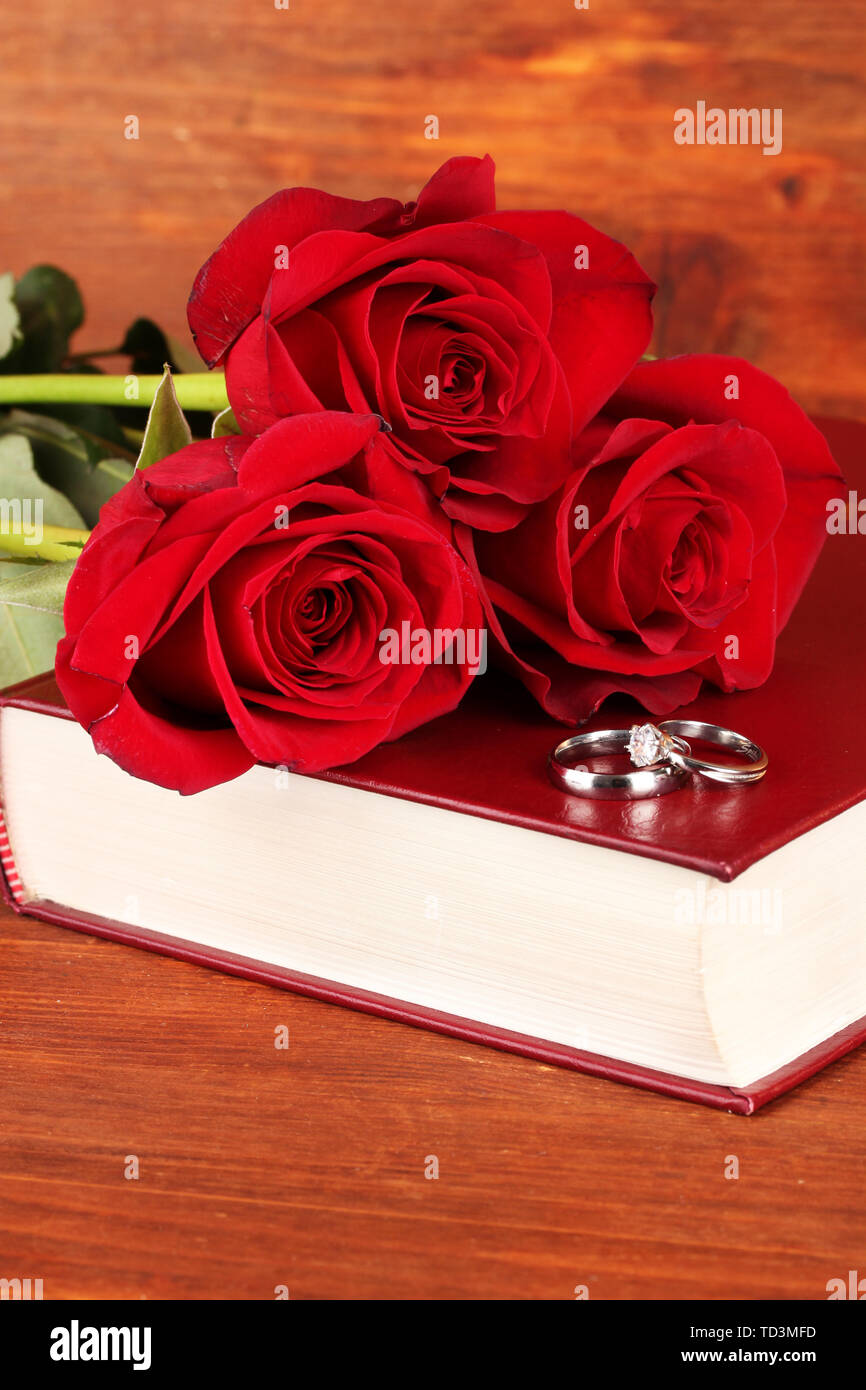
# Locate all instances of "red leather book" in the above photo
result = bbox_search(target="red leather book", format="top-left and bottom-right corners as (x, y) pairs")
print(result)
(1, 416), (864, 1114)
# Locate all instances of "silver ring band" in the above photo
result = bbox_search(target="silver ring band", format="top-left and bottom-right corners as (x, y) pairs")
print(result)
(658, 719), (768, 785)
(548, 728), (691, 800)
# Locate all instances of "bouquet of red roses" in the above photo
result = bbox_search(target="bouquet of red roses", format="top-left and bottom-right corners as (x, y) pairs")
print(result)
(0, 157), (841, 792)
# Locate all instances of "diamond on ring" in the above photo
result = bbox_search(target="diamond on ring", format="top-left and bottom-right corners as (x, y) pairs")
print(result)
(626, 722), (670, 768)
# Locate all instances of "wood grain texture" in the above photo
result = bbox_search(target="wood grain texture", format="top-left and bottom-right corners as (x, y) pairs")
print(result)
(1, 905), (864, 1300)
(0, 1), (863, 417)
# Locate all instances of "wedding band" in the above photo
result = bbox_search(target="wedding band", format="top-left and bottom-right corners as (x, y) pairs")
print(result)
(548, 728), (691, 800)
(658, 719), (768, 785)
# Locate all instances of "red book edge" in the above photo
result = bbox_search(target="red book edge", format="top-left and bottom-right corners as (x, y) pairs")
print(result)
(1, 683), (864, 1113)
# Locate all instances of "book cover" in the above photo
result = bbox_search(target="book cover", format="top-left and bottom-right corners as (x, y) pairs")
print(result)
(1, 415), (863, 1112)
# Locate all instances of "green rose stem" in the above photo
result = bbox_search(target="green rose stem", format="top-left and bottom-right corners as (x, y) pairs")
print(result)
(0, 373), (230, 413)
(0, 525), (91, 562)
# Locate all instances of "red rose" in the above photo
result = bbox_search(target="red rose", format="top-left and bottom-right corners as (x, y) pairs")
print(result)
(188, 156), (654, 530)
(463, 355), (843, 721)
(55, 413), (484, 793)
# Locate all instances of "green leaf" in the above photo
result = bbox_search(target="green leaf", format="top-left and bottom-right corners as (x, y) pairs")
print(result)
(0, 558), (76, 614)
(0, 272), (21, 361)
(0, 567), (65, 682)
(0, 433), (88, 562)
(0, 434), (88, 529)
(212, 405), (240, 438)
(0, 436), (87, 679)
(0, 407), (103, 466)
(1, 265), (85, 373)
(45, 401), (135, 456)
(135, 365), (192, 470)
(0, 410), (133, 527)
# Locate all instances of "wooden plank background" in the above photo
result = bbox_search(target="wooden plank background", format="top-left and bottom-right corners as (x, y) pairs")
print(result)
(0, 0), (863, 418)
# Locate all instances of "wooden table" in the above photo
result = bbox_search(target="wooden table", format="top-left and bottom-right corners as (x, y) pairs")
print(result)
(2, 901), (864, 1300)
